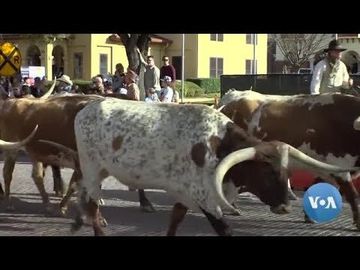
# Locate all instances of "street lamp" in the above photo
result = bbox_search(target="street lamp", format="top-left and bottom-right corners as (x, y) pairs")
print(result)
(181, 34), (185, 103)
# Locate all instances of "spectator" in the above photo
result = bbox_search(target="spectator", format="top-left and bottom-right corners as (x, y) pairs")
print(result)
(21, 85), (33, 97)
(159, 76), (174, 103)
(144, 55), (161, 95)
(145, 88), (160, 103)
(125, 69), (140, 101)
(103, 75), (113, 94)
(113, 63), (126, 93)
(160, 56), (176, 87)
(90, 75), (105, 95)
(31, 77), (42, 97)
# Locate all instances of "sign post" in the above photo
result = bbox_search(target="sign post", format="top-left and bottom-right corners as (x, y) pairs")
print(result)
(0, 42), (22, 77)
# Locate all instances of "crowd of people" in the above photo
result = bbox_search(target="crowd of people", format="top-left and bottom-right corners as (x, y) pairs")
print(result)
(0, 53), (180, 103)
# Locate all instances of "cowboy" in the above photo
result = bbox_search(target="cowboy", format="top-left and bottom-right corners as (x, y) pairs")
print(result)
(310, 39), (353, 94)
(56, 74), (73, 93)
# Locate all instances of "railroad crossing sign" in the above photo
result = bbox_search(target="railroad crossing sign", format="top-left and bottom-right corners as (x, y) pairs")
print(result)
(0, 42), (22, 76)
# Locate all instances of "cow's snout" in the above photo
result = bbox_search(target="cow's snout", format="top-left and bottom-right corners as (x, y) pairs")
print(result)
(270, 203), (291, 214)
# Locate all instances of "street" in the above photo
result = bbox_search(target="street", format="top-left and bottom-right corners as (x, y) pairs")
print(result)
(0, 157), (359, 236)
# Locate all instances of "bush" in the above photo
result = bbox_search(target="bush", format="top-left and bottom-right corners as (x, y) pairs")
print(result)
(187, 78), (220, 94)
(174, 80), (205, 97)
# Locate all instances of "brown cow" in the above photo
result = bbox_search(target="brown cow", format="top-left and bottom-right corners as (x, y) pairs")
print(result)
(0, 94), (103, 213)
(0, 91), (155, 216)
(219, 89), (360, 229)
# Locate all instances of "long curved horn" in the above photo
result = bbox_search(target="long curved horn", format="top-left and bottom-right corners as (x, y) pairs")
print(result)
(40, 77), (56, 99)
(0, 125), (38, 150)
(287, 144), (356, 172)
(213, 147), (257, 216)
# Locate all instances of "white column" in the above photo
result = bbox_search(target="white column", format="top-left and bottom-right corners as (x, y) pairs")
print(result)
(253, 34), (257, 74)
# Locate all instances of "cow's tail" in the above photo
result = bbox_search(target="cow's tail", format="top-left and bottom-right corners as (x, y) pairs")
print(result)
(213, 147), (258, 216)
(38, 140), (79, 170)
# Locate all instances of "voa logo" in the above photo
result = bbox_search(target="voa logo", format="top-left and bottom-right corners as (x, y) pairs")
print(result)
(303, 183), (343, 223)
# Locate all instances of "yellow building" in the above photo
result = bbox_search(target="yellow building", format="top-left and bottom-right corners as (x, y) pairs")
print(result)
(0, 34), (171, 80)
(1, 33), (267, 80)
(160, 34), (268, 79)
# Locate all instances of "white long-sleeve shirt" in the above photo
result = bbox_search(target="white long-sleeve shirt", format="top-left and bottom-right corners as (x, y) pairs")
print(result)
(310, 58), (350, 95)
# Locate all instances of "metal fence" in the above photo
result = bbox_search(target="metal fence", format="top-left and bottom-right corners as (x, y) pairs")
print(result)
(220, 74), (360, 97)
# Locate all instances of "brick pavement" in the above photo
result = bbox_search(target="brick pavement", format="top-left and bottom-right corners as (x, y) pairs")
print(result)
(0, 159), (359, 236)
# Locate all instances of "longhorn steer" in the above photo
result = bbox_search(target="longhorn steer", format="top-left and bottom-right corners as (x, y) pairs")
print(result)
(220, 89), (360, 228)
(0, 94), (103, 213)
(48, 98), (354, 236)
(0, 92), (155, 215)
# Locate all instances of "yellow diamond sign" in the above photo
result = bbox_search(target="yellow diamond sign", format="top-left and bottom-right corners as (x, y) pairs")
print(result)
(0, 42), (22, 76)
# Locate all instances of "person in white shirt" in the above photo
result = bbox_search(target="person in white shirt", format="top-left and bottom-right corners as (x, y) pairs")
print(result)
(145, 88), (160, 103)
(310, 39), (353, 95)
(159, 76), (174, 103)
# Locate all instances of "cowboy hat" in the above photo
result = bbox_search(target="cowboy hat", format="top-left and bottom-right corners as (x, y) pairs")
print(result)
(324, 39), (347, 52)
(126, 69), (138, 83)
(57, 74), (73, 86)
(160, 76), (172, 83)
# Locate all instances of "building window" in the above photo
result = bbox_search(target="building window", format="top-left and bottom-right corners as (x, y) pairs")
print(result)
(246, 59), (257, 74)
(74, 53), (83, 79)
(100, 54), (108, 74)
(210, 34), (224, 42)
(210, 57), (223, 78)
(246, 34), (258, 45)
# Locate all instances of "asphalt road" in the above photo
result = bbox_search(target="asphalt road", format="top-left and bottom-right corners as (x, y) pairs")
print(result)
(0, 157), (359, 236)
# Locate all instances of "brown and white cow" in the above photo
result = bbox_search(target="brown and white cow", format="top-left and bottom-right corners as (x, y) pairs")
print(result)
(219, 89), (360, 229)
(43, 98), (356, 236)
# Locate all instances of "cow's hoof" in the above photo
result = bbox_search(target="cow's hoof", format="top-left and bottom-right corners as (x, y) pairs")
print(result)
(353, 219), (360, 231)
(100, 217), (108, 227)
(288, 192), (298, 201)
(71, 223), (81, 234)
(99, 199), (105, 206)
(141, 205), (156, 213)
(71, 217), (84, 233)
(60, 207), (68, 216)
(224, 209), (241, 216)
(304, 216), (315, 224)
(54, 191), (64, 198)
